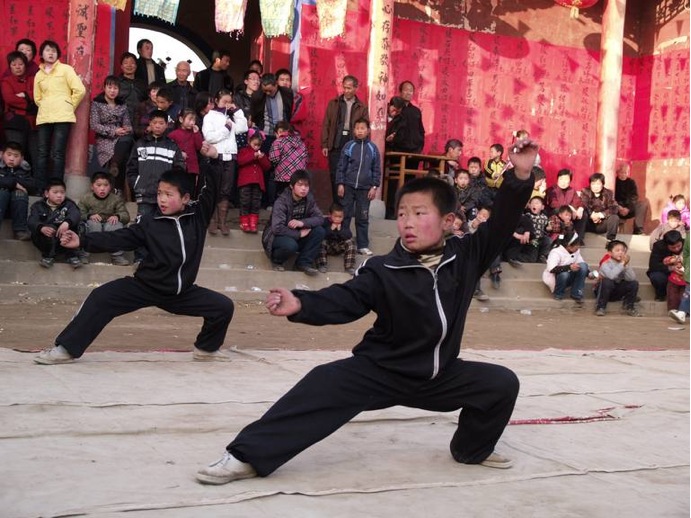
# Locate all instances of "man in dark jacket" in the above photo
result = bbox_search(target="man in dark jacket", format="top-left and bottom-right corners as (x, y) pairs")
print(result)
(615, 162), (649, 235)
(250, 73), (294, 142)
(193, 50), (234, 98)
(196, 140), (538, 485)
(321, 75), (369, 204)
(647, 230), (684, 301)
(167, 61), (198, 111)
(34, 167), (235, 365)
(134, 39), (166, 86)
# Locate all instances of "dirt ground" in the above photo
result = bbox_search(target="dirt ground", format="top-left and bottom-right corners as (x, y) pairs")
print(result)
(1, 300), (688, 353)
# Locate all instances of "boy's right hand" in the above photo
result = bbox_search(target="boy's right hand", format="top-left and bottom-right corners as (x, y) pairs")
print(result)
(41, 226), (56, 237)
(266, 288), (302, 316)
(60, 230), (81, 249)
(89, 214), (102, 222)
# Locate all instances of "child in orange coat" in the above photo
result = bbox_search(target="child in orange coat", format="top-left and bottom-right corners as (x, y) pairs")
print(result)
(236, 132), (271, 232)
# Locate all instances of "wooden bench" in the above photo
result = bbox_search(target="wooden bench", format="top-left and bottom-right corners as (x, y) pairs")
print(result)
(382, 152), (449, 206)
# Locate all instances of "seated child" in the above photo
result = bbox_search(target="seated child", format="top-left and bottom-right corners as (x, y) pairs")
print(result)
(195, 140), (538, 486)
(33, 168), (235, 365)
(580, 172), (620, 241)
(661, 194), (690, 229)
(468, 156), (493, 206)
(649, 209), (686, 250)
(0, 141), (36, 240)
(28, 178), (82, 269)
(547, 205), (575, 241)
(317, 203), (357, 275)
(647, 230), (684, 304)
(77, 172), (131, 265)
(594, 240), (641, 317)
(484, 143), (505, 190)
(668, 237), (689, 324)
(525, 196), (551, 262)
(268, 121), (308, 201)
(451, 209), (468, 238)
(503, 211), (535, 266)
(542, 231), (589, 306)
(454, 169), (481, 221)
(236, 133), (271, 233)
(545, 168), (586, 242)
(336, 118), (381, 256)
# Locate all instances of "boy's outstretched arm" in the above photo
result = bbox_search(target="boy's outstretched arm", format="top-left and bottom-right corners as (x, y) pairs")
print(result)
(508, 139), (538, 181)
(266, 288), (301, 316)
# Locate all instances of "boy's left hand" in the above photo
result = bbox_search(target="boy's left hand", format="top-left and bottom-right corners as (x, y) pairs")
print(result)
(56, 222), (69, 238)
(368, 186), (377, 200)
(60, 230), (81, 249)
(266, 288), (301, 316)
(107, 215), (119, 225)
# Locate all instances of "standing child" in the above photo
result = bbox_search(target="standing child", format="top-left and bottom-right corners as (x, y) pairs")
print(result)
(195, 140), (537, 485)
(236, 133), (271, 233)
(542, 231), (589, 306)
(90, 75), (134, 192)
(336, 118), (381, 256)
(33, 168), (235, 365)
(594, 240), (641, 317)
(27, 178), (81, 268)
(77, 172), (130, 265)
(268, 121), (309, 202)
(484, 143), (505, 190)
(155, 86), (181, 135)
(317, 203), (357, 275)
(0, 141), (36, 240)
(202, 89), (248, 235)
(168, 108), (204, 197)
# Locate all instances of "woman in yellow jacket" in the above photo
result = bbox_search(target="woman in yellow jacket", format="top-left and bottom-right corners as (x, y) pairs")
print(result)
(33, 40), (85, 187)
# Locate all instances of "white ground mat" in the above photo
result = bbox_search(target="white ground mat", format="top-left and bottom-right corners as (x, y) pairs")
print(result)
(1, 348), (688, 517)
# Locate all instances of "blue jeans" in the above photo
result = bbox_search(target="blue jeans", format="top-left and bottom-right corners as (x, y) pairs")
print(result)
(679, 284), (690, 315)
(554, 262), (588, 300)
(272, 225), (326, 268)
(0, 189), (29, 232)
(37, 122), (72, 187)
(341, 185), (371, 249)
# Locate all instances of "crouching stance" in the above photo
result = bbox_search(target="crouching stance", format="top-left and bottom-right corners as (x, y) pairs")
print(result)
(34, 168), (234, 365)
(196, 142), (537, 484)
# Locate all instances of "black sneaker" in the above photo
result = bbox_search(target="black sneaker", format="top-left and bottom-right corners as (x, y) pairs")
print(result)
(296, 264), (319, 276)
(508, 259), (523, 268)
(68, 256), (83, 269)
(14, 231), (31, 241)
(39, 257), (54, 268)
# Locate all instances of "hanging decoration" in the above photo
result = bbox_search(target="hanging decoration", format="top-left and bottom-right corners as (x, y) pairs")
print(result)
(98, 0), (127, 11)
(259, 0), (295, 38)
(133, 0), (180, 24)
(215, 0), (248, 34)
(554, 0), (599, 19)
(316, 0), (348, 39)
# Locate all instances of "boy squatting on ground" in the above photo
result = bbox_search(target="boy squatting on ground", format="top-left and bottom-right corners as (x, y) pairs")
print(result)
(33, 168), (235, 365)
(195, 140), (538, 485)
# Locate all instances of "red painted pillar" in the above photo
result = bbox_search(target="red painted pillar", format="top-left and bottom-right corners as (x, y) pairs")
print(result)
(595, 0), (626, 188)
(64, 0), (97, 182)
(366, 0), (394, 199)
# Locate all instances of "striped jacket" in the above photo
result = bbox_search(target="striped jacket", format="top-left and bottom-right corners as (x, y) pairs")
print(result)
(126, 134), (185, 205)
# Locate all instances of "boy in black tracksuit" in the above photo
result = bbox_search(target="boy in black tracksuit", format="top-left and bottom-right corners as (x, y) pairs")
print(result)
(196, 141), (538, 484)
(34, 167), (235, 365)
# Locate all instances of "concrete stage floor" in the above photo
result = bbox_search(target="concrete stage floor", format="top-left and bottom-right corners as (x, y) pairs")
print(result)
(1, 347), (688, 517)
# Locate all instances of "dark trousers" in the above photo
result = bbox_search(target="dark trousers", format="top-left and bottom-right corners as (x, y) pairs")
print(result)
(341, 185), (371, 249)
(110, 135), (135, 194)
(573, 215), (587, 244)
(261, 135), (276, 207)
(31, 227), (78, 260)
(586, 214), (620, 240)
(228, 355), (519, 477)
(0, 189), (29, 232)
(328, 148), (344, 205)
(218, 159), (237, 202)
(595, 278), (639, 310)
(238, 184), (262, 216)
(36, 122), (72, 186)
(56, 276), (234, 358)
(647, 270), (669, 300)
(271, 225), (327, 268)
(619, 200), (649, 232)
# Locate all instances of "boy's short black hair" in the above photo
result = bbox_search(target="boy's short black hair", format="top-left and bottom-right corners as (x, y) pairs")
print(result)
(329, 202), (344, 213)
(454, 168), (470, 179)
(353, 117), (369, 129)
(261, 73), (277, 86)
(248, 58), (263, 71)
(589, 172), (606, 184)
(159, 168), (192, 196)
(290, 169), (311, 186)
(45, 178), (66, 191)
(120, 51), (137, 63)
(663, 230), (684, 246)
(274, 68), (291, 79)
(395, 177), (456, 216)
(156, 86), (174, 102)
(606, 239), (628, 252)
(490, 143), (504, 155)
(532, 166), (546, 180)
(3, 141), (24, 155)
(15, 38), (37, 57)
(7, 51), (28, 67)
(91, 171), (113, 184)
(147, 80), (166, 93)
(426, 169), (441, 179)
(557, 205), (572, 215)
(557, 168), (572, 179)
(528, 196), (544, 205)
(243, 69), (260, 81)
(39, 40), (61, 60)
(444, 139), (463, 152)
(468, 156), (482, 167)
(275, 121), (292, 133)
(389, 96), (405, 110)
(149, 109), (168, 122)
(667, 209), (682, 220)
(136, 39), (153, 52)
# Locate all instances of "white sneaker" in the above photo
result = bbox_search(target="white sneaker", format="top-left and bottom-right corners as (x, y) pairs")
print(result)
(358, 248), (373, 256)
(196, 451), (257, 485)
(34, 345), (75, 365)
(668, 309), (686, 324)
(192, 348), (232, 362)
(479, 452), (513, 469)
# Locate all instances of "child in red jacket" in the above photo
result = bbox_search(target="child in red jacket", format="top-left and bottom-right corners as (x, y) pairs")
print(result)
(168, 108), (204, 197)
(236, 132), (271, 232)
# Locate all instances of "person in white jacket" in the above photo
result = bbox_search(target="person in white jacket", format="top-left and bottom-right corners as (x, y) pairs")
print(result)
(202, 89), (248, 235)
(542, 231), (589, 306)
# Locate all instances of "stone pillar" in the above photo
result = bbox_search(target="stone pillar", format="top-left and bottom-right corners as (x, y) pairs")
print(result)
(366, 0), (394, 204)
(64, 0), (98, 197)
(595, 0), (626, 188)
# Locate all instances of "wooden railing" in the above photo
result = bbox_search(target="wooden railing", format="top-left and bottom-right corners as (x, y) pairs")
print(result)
(382, 152), (449, 205)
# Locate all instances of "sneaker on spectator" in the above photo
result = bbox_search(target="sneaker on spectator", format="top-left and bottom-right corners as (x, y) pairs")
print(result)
(14, 231), (31, 241)
(39, 257), (55, 269)
(668, 309), (686, 324)
(358, 248), (373, 256)
(111, 255), (131, 266)
(34, 345), (75, 365)
(473, 289), (489, 302)
(479, 452), (513, 469)
(318, 266), (328, 274)
(78, 250), (90, 264)
(193, 348), (231, 362)
(196, 451), (257, 485)
(272, 263), (285, 272)
(296, 264), (319, 276)
(595, 308), (606, 317)
(573, 299), (584, 309)
(68, 256), (83, 269)
(626, 307), (643, 317)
